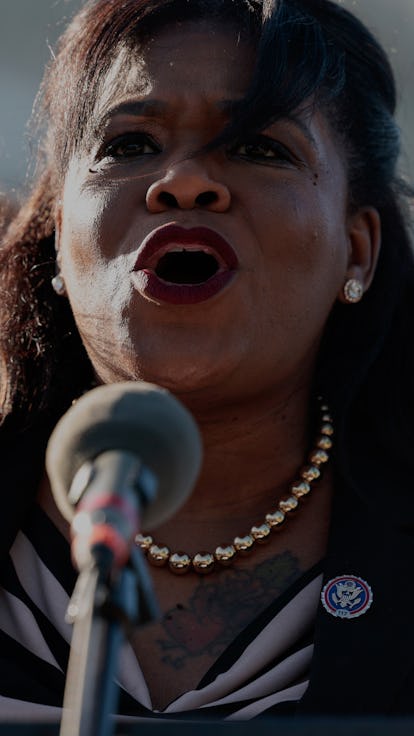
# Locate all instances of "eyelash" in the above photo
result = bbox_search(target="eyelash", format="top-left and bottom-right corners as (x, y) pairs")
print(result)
(228, 135), (296, 164)
(97, 131), (296, 166)
(101, 132), (161, 160)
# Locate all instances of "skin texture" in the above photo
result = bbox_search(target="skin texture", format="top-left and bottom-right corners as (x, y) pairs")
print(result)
(51, 21), (381, 709)
(151, 551), (301, 670)
(56, 22), (379, 410)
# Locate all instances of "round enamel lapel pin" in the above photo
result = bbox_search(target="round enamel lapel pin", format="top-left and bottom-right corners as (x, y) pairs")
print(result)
(321, 575), (373, 619)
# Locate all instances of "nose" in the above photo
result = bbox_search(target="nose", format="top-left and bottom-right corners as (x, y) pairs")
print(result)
(146, 158), (231, 213)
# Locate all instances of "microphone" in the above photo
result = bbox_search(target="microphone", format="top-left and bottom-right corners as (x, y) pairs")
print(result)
(45, 381), (202, 571)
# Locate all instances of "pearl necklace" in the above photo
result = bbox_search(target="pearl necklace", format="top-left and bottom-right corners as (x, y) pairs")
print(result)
(135, 399), (333, 575)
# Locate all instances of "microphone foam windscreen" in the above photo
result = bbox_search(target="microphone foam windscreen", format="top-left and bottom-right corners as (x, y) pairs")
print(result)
(45, 382), (202, 529)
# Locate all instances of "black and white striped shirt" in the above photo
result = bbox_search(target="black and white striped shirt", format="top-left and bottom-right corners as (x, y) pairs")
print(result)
(0, 506), (323, 722)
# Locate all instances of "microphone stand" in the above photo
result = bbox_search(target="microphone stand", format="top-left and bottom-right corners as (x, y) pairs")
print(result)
(60, 544), (159, 736)
(59, 454), (160, 736)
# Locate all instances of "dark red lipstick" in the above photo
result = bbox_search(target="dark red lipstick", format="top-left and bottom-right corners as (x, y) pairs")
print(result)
(132, 224), (239, 304)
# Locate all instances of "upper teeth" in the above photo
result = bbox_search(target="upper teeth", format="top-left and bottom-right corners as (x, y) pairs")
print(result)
(167, 246), (210, 254)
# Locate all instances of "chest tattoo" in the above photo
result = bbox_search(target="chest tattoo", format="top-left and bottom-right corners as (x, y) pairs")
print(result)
(157, 551), (301, 669)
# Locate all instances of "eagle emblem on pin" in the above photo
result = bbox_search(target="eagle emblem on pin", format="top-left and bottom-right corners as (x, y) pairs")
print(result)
(321, 575), (373, 619)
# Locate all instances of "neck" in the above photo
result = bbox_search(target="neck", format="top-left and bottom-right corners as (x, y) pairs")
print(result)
(157, 381), (316, 525)
(38, 380), (333, 569)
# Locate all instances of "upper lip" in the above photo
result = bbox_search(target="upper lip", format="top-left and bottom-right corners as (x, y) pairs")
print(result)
(134, 224), (239, 272)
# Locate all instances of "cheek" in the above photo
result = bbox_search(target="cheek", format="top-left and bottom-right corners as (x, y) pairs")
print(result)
(59, 212), (133, 338)
(60, 160), (142, 260)
(60, 176), (133, 291)
(258, 184), (346, 274)
(246, 184), (348, 332)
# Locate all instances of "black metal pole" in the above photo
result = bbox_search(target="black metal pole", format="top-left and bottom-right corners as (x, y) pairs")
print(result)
(60, 550), (139, 736)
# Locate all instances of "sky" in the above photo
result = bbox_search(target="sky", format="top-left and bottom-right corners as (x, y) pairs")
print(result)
(0, 0), (413, 196)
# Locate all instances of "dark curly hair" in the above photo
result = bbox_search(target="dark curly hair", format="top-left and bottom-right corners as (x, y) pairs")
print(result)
(1, 0), (413, 525)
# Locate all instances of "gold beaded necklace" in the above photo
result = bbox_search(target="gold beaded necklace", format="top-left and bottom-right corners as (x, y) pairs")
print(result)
(135, 398), (333, 575)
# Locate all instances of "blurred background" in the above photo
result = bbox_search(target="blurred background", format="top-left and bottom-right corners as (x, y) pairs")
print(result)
(0, 0), (413, 199)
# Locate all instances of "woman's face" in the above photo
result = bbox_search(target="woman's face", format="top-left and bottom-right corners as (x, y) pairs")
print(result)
(56, 21), (369, 406)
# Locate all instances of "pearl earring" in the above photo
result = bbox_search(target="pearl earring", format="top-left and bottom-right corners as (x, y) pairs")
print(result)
(51, 273), (66, 296)
(343, 278), (363, 304)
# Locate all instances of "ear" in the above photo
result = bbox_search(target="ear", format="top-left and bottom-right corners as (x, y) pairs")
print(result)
(337, 206), (381, 304)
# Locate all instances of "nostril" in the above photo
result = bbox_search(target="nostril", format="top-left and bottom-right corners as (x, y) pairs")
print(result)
(158, 191), (179, 208)
(196, 191), (218, 207)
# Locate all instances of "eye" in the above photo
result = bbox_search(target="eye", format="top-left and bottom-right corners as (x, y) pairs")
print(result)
(229, 135), (295, 165)
(101, 132), (161, 160)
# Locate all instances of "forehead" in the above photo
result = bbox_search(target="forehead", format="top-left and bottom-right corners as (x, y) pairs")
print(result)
(81, 17), (348, 184)
(94, 21), (256, 121)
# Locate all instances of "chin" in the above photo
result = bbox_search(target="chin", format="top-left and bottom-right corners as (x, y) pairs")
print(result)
(128, 355), (233, 405)
(86, 330), (239, 402)
(137, 363), (219, 394)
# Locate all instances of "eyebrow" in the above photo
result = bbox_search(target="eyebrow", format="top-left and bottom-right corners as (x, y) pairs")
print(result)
(281, 114), (318, 150)
(94, 98), (318, 150)
(99, 97), (243, 122)
(98, 99), (169, 126)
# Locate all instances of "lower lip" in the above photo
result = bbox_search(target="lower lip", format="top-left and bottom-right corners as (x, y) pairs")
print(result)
(131, 269), (236, 305)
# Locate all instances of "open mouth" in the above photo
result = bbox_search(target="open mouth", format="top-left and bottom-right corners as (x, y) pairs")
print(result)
(132, 224), (239, 304)
(155, 249), (220, 285)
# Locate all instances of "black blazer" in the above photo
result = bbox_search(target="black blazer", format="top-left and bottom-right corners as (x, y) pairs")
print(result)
(1, 421), (414, 715)
(300, 480), (414, 714)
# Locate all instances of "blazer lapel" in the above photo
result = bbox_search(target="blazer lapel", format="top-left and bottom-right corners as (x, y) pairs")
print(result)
(299, 483), (414, 714)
